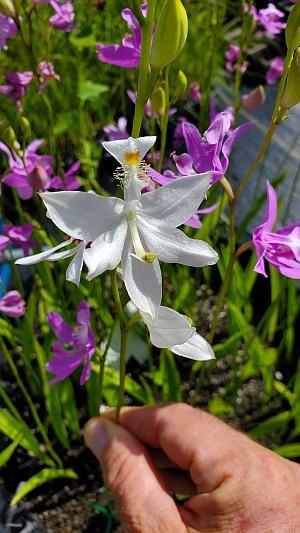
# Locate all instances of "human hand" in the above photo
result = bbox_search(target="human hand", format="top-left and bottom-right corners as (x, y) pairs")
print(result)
(84, 403), (300, 533)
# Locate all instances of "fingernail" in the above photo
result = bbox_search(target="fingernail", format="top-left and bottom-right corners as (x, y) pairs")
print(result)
(84, 418), (110, 459)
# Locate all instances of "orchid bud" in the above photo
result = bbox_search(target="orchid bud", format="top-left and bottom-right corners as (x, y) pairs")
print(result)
(28, 165), (49, 191)
(3, 126), (19, 151)
(151, 87), (166, 116)
(150, 0), (188, 71)
(20, 116), (31, 138)
(281, 47), (300, 109)
(285, 2), (300, 52)
(0, 0), (16, 17)
(173, 70), (187, 101)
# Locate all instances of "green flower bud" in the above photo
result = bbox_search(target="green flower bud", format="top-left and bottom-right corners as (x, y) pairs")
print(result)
(150, 0), (188, 71)
(20, 116), (31, 138)
(151, 87), (166, 116)
(286, 2), (300, 53)
(0, 0), (16, 17)
(3, 126), (19, 150)
(173, 70), (187, 101)
(281, 47), (300, 109)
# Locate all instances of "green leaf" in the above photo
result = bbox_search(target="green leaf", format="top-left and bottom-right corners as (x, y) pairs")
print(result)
(0, 434), (22, 468)
(59, 380), (80, 436)
(0, 410), (54, 466)
(11, 468), (78, 505)
(160, 350), (182, 402)
(274, 443), (300, 459)
(78, 81), (109, 102)
(248, 411), (291, 439)
(0, 318), (15, 342)
(53, 112), (75, 135)
(69, 26), (98, 48)
(103, 367), (149, 405)
(285, 3), (300, 51)
(208, 397), (234, 416)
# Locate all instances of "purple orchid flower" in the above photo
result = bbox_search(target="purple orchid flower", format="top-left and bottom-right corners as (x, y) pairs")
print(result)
(3, 224), (37, 256)
(103, 117), (129, 141)
(0, 139), (53, 199)
(173, 112), (252, 185)
(0, 14), (18, 49)
(266, 57), (284, 85)
(173, 116), (188, 148)
(0, 71), (33, 112)
(225, 44), (248, 74)
(0, 235), (10, 253)
(188, 82), (202, 102)
(46, 301), (96, 385)
(252, 182), (300, 279)
(96, 4), (147, 68)
(50, 161), (81, 191)
(49, 0), (75, 32)
(37, 61), (60, 93)
(257, 3), (286, 35)
(0, 290), (26, 318)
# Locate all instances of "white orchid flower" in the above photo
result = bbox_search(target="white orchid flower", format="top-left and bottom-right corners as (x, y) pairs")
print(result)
(16, 136), (218, 318)
(141, 306), (215, 360)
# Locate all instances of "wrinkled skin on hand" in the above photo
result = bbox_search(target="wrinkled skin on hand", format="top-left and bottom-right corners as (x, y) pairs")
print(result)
(84, 403), (300, 533)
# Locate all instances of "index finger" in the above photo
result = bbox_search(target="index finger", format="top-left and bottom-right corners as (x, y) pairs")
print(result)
(103, 403), (247, 493)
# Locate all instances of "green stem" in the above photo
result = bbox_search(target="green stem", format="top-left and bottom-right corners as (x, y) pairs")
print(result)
(234, 117), (281, 206)
(98, 325), (116, 410)
(131, 0), (157, 137)
(157, 66), (170, 173)
(110, 269), (126, 325)
(115, 327), (129, 423)
(0, 338), (62, 468)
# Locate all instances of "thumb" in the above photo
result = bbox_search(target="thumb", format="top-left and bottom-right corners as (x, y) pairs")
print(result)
(84, 417), (186, 533)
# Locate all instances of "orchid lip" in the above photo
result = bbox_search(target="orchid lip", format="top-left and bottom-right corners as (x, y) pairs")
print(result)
(126, 211), (156, 263)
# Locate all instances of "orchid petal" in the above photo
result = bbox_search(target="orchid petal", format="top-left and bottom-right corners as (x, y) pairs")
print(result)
(47, 311), (73, 344)
(16, 237), (73, 265)
(173, 153), (195, 175)
(142, 306), (194, 348)
(102, 136), (156, 165)
(97, 44), (140, 68)
(138, 216), (218, 267)
(39, 191), (124, 240)
(139, 172), (211, 227)
(171, 332), (215, 360)
(66, 240), (86, 286)
(122, 236), (162, 318)
(84, 221), (127, 280)
(182, 122), (203, 160)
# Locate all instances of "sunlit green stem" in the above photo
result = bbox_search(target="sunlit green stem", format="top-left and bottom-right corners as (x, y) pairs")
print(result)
(131, 0), (157, 137)
(157, 66), (170, 173)
(98, 324), (116, 410)
(0, 338), (62, 467)
(110, 269), (126, 325)
(115, 327), (129, 423)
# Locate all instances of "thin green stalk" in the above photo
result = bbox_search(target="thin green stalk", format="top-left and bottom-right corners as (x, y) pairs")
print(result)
(110, 270), (126, 325)
(131, 0), (157, 137)
(0, 338), (62, 468)
(157, 66), (170, 173)
(115, 327), (129, 423)
(0, 383), (24, 422)
(98, 324), (116, 410)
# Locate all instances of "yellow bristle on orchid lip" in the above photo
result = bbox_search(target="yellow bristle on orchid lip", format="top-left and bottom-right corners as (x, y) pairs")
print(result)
(124, 151), (140, 165)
